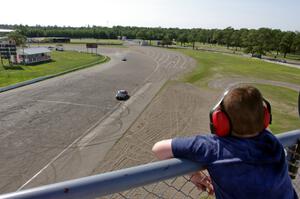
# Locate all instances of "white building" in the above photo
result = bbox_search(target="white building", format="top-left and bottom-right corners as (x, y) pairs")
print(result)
(17, 47), (51, 64)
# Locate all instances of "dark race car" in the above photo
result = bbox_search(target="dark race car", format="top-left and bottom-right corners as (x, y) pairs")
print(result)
(116, 90), (130, 100)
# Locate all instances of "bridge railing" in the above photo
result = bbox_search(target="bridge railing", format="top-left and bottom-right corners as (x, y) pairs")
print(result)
(1, 129), (300, 199)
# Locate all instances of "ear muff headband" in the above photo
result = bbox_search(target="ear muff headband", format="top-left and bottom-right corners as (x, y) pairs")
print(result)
(263, 98), (272, 128)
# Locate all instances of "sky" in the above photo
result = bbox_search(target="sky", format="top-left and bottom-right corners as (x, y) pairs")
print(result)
(1, 0), (299, 31)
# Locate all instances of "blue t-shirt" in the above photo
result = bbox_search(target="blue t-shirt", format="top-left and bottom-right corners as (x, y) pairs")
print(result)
(172, 130), (298, 199)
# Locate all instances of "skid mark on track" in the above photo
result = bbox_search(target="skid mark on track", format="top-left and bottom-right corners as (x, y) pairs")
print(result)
(77, 83), (152, 149)
(92, 82), (214, 173)
(34, 100), (101, 108)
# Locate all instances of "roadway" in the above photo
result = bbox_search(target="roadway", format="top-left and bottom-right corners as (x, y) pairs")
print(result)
(0, 44), (193, 193)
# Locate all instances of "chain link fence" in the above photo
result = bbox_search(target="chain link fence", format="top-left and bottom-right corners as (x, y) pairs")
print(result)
(104, 144), (300, 199)
(103, 174), (211, 199)
(288, 142), (300, 195)
(1, 130), (300, 199)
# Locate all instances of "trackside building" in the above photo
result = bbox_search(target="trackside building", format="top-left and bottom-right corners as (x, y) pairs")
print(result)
(17, 47), (51, 64)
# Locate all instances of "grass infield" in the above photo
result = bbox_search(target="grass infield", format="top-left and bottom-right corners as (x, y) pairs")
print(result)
(176, 49), (300, 134)
(0, 51), (107, 87)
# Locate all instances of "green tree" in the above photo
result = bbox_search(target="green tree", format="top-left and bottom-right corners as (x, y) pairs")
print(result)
(4, 23), (298, 57)
(270, 29), (283, 56)
(7, 31), (26, 46)
(291, 32), (300, 54)
(230, 30), (241, 51)
(280, 32), (296, 58)
(196, 29), (210, 44)
(177, 33), (188, 46)
(212, 29), (223, 44)
(145, 30), (155, 45)
(244, 28), (272, 56)
(256, 28), (273, 54)
(244, 29), (258, 55)
(240, 29), (250, 48)
(188, 33), (197, 49)
(223, 27), (234, 48)
(136, 30), (147, 40)
(161, 35), (172, 47)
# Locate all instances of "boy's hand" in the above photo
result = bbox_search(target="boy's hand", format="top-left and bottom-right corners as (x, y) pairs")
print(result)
(190, 171), (214, 195)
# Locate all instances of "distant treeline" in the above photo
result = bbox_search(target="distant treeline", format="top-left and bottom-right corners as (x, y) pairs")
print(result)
(1, 24), (300, 57)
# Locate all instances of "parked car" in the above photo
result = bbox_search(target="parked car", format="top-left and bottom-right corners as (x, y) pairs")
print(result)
(116, 90), (130, 100)
(48, 46), (54, 50)
(278, 59), (287, 63)
(251, 54), (262, 59)
(122, 57), (127, 61)
(56, 45), (64, 51)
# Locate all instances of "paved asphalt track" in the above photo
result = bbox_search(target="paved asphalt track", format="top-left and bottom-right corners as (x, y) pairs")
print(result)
(0, 44), (193, 193)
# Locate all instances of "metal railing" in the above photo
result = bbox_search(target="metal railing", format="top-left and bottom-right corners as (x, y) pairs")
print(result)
(1, 129), (300, 199)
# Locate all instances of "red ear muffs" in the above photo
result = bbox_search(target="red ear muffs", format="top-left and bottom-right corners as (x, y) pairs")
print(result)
(263, 107), (270, 128)
(209, 95), (272, 137)
(209, 91), (231, 137)
(210, 108), (231, 137)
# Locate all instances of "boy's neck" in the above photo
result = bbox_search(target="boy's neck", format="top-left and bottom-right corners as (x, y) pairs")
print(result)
(232, 131), (260, 138)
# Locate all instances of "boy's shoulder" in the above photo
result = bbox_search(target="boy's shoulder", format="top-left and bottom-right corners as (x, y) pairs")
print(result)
(173, 129), (280, 153)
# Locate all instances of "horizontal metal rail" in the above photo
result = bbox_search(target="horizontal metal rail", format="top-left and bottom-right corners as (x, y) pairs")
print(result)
(277, 129), (300, 147)
(1, 129), (300, 199)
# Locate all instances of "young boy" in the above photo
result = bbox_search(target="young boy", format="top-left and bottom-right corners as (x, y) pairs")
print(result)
(152, 85), (297, 199)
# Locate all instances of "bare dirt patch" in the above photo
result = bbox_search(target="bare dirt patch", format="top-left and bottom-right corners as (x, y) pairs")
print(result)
(92, 81), (220, 173)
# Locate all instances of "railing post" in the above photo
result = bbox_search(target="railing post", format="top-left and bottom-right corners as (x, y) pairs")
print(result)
(288, 139), (300, 179)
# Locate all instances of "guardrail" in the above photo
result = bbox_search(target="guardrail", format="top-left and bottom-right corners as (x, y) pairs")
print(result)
(1, 129), (300, 199)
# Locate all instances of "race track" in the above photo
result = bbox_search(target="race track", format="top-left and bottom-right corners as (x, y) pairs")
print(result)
(0, 44), (194, 193)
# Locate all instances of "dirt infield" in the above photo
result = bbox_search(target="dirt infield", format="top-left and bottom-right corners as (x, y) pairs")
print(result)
(92, 81), (220, 173)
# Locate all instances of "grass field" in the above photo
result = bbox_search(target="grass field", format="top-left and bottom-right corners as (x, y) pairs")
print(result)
(255, 84), (299, 133)
(180, 42), (300, 62)
(181, 50), (300, 86)
(266, 52), (300, 61)
(0, 51), (106, 87)
(176, 49), (300, 133)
